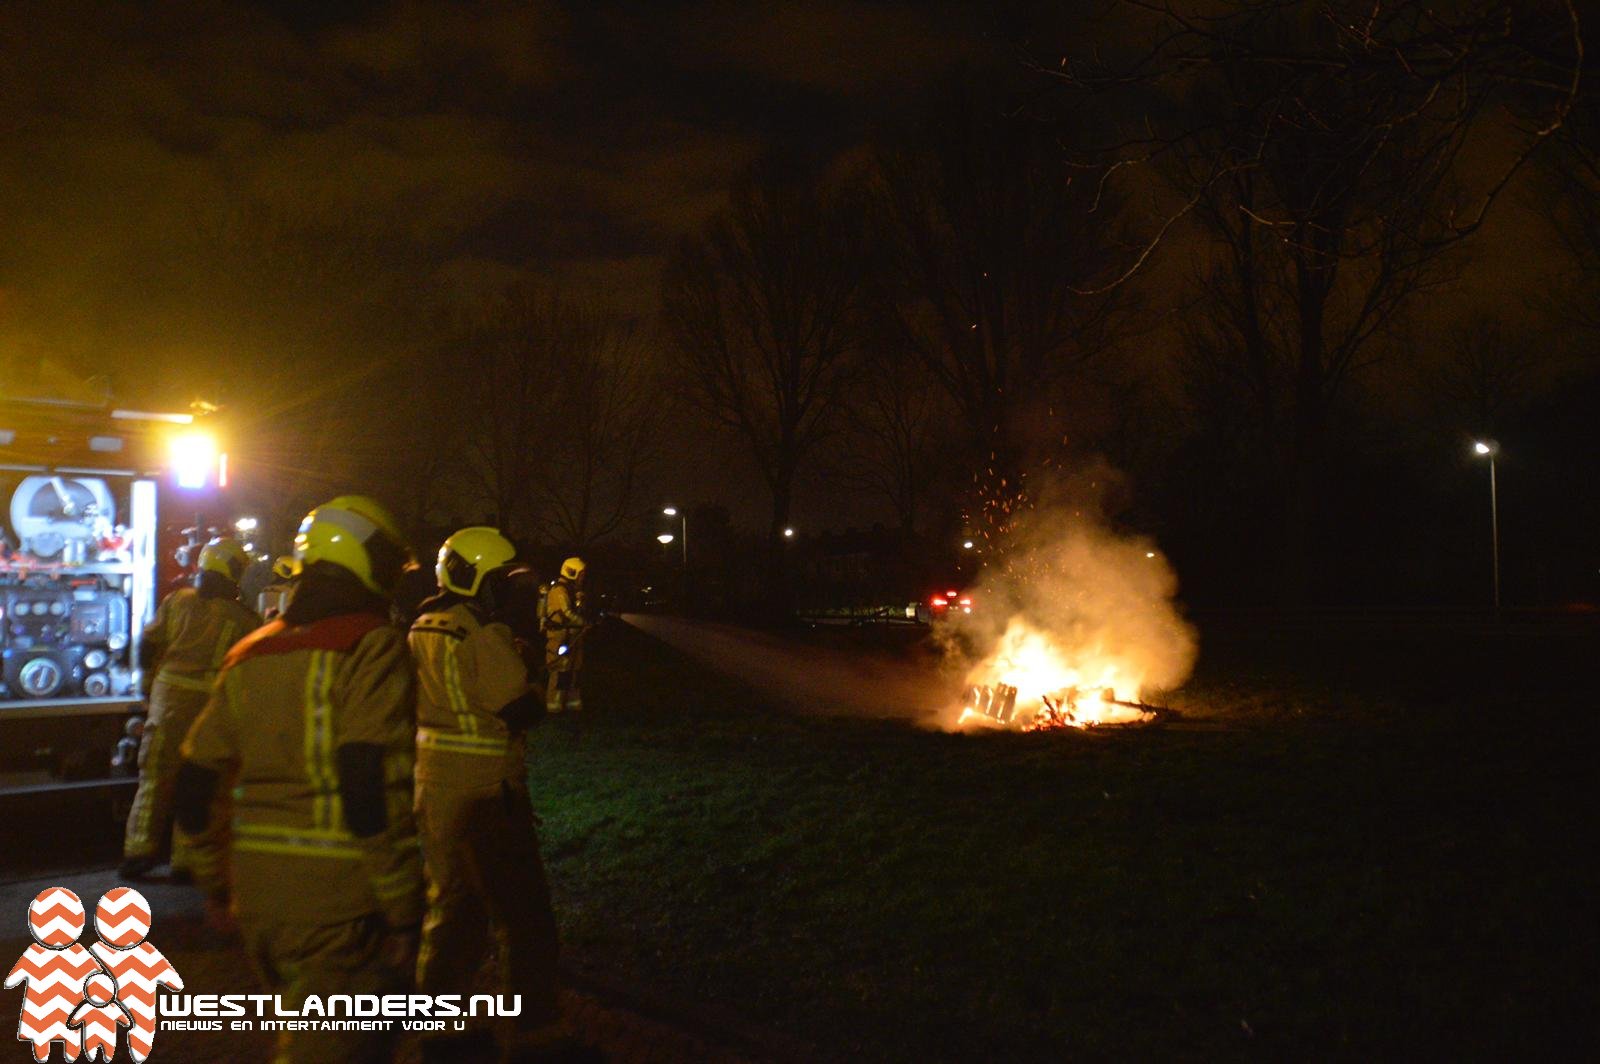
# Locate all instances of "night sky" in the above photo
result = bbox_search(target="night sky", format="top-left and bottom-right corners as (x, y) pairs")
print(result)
(0, 1), (1586, 560)
(0, 1), (987, 345)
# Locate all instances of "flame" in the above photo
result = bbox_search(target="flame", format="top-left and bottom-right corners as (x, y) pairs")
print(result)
(961, 617), (1155, 729)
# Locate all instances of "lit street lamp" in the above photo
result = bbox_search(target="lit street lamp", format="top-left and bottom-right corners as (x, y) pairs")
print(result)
(783, 527), (795, 538)
(662, 507), (687, 567)
(1472, 440), (1501, 611)
(662, 506), (688, 608)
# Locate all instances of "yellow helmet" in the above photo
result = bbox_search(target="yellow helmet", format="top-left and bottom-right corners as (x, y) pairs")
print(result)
(271, 555), (299, 581)
(560, 556), (586, 581)
(197, 537), (248, 583)
(436, 526), (517, 597)
(293, 495), (411, 596)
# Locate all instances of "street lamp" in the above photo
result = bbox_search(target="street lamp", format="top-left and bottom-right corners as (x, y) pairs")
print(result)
(962, 540), (975, 550)
(662, 506), (688, 608)
(661, 507), (687, 567)
(657, 533), (675, 545)
(783, 527), (794, 538)
(1472, 440), (1500, 611)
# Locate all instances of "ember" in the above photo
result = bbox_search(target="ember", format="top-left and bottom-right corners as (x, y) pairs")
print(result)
(940, 511), (1196, 732)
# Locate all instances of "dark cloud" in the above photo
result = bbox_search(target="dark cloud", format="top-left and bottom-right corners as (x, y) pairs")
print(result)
(0, 0), (995, 389)
(678, 0), (981, 97)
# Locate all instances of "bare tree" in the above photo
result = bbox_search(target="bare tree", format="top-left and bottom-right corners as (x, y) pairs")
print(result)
(455, 287), (657, 548)
(1538, 80), (1600, 340)
(873, 82), (1127, 551)
(1058, 0), (1582, 595)
(532, 317), (661, 548)
(662, 163), (870, 588)
(456, 287), (563, 537)
(1427, 314), (1559, 437)
(838, 346), (946, 535)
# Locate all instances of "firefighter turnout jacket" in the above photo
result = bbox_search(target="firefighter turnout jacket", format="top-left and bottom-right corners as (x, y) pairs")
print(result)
(409, 596), (538, 786)
(177, 612), (423, 930)
(124, 584), (260, 865)
(542, 579), (586, 670)
(408, 592), (560, 1032)
(140, 585), (260, 697)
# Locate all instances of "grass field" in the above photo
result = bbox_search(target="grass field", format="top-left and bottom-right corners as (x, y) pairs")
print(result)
(527, 616), (1596, 1060)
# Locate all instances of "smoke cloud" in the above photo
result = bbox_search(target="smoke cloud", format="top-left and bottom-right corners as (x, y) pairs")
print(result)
(936, 467), (1198, 727)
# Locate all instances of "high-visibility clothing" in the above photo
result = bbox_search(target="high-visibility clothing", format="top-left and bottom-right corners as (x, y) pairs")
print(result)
(408, 601), (530, 788)
(410, 597), (559, 1031)
(540, 580), (584, 644)
(414, 780), (561, 1031)
(239, 912), (408, 1064)
(541, 580), (585, 711)
(139, 586), (260, 695)
(178, 612), (423, 931)
(123, 679), (209, 864)
(124, 587), (259, 863)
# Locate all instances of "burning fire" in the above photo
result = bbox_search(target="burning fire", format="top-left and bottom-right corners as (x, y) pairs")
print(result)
(956, 617), (1158, 729)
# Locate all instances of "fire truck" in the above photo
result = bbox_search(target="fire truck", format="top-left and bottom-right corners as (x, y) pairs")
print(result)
(0, 391), (236, 795)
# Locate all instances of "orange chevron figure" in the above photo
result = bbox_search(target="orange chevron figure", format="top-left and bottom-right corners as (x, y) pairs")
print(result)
(88, 890), (180, 1064)
(4, 887), (102, 1062)
(67, 975), (129, 1063)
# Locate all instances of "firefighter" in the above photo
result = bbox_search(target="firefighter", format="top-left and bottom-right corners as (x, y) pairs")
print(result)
(120, 536), (260, 881)
(542, 557), (588, 712)
(173, 496), (421, 1064)
(409, 528), (562, 1058)
(256, 554), (298, 619)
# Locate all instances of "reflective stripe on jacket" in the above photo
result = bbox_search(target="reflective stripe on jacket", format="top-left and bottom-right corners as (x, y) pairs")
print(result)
(143, 587), (260, 694)
(179, 614), (422, 928)
(409, 602), (530, 787)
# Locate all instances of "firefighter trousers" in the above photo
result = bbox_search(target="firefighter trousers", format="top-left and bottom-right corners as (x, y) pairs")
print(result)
(543, 634), (583, 712)
(416, 779), (561, 1030)
(124, 678), (211, 865)
(240, 911), (411, 1064)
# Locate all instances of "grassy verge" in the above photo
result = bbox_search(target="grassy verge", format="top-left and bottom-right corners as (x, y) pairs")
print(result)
(527, 619), (1594, 1060)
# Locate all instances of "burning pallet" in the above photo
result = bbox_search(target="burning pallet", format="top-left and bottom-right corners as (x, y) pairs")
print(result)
(961, 682), (1174, 730)
(962, 682), (1020, 724)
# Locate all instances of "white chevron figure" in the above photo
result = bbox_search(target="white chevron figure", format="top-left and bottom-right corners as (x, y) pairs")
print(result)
(6, 887), (103, 1063)
(69, 973), (130, 1063)
(90, 890), (180, 1064)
